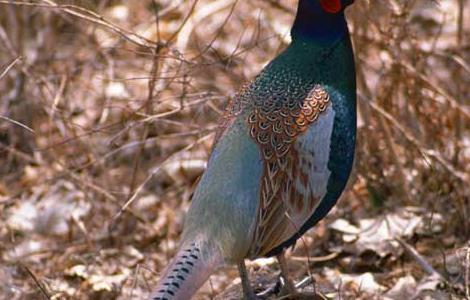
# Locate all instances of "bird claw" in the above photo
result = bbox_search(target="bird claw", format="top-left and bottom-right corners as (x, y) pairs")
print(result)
(280, 275), (303, 298)
(279, 274), (322, 299)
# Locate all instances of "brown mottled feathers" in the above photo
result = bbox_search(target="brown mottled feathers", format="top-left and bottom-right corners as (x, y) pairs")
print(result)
(214, 84), (331, 257)
(247, 84), (330, 256)
(213, 87), (246, 145)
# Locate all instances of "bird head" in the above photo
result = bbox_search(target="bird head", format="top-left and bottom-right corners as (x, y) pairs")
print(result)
(319, 0), (355, 14)
(291, 0), (355, 43)
(299, 0), (355, 15)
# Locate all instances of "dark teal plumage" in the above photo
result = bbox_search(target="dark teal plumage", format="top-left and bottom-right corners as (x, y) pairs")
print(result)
(265, 27), (357, 256)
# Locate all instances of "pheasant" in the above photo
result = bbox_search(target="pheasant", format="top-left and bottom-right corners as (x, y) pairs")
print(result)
(150, 0), (356, 299)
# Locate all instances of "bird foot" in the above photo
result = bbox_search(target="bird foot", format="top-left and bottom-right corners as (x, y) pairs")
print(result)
(278, 274), (297, 297)
(238, 261), (259, 300)
(255, 274), (326, 300)
(275, 274), (327, 300)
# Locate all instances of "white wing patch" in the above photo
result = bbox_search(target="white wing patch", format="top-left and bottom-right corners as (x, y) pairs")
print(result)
(246, 84), (334, 257)
(289, 104), (336, 227)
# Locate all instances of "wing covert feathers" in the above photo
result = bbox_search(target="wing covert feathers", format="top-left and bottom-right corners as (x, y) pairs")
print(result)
(212, 83), (331, 257)
(248, 85), (330, 257)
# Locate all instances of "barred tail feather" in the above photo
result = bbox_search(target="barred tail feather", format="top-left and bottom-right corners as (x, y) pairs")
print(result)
(150, 241), (222, 300)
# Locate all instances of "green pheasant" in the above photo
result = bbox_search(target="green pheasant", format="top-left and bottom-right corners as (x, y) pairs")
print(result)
(150, 0), (356, 299)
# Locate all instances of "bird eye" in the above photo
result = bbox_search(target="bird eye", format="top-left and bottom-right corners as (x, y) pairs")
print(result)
(319, 0), (342, 14)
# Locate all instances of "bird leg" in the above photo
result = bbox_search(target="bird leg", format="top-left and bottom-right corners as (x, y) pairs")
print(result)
(276, 251), (297, 296)
(237, 260), (257, 300)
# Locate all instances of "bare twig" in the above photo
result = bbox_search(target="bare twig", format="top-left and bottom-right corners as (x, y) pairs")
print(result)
(0, 56), (21, 80)
(399, 61), (470, 120)
(128, 26), (162, 195)
(174, 0), (233, 53)
(50, 74), (67, 120)
(110, 133), (213, 231)
(0, 115), (35, 133)
(466, 245), (470, 300)
(359, 93), (469, 183)
(396, 237), (443, 278)
(264, 0), (295, 13)
(290, 252), (339, 263)
(0, 0), (157, 49)
(23, 265), (51, 300)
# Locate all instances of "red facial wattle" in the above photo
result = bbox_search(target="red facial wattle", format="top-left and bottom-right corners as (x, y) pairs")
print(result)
(320, 0), (342, 14)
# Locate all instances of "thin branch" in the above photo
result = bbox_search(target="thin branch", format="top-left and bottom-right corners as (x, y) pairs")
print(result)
(0, 0), (157, 49)
(23, 265), (51, 300)
(399, 61), (470, 120)
(109, 133), (213, 231)
(0, 56), (21, 80)
(465, 245), (470, 300)
(359, 94), (469, 183)
(396, 237), (442, 278)
(0, 115), (35, 133)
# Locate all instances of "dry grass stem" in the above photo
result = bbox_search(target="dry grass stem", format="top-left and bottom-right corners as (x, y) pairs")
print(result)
(0, 1), (468, 299)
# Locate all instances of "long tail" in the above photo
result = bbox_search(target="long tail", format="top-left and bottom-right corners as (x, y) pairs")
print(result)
(150, 240), (223, 300)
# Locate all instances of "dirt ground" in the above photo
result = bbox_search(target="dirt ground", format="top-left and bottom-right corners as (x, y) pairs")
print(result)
(0, 0), (469, 299)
